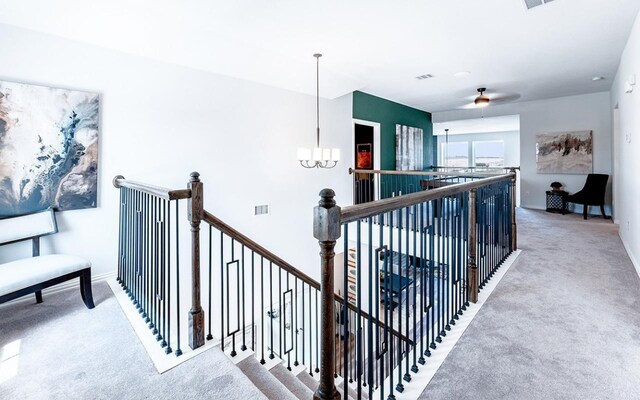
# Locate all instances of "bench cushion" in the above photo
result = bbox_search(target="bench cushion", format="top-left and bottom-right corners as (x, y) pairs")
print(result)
(0, 255), (91, 297)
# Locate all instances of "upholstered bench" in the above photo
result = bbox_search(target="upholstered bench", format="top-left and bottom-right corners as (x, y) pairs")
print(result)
(0, 209), (94, 309)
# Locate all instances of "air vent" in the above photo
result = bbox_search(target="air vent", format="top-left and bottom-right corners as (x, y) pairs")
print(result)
(415, 74), (434, 80)
(522, 0), (554, 10)
(254, 204), (270, 216)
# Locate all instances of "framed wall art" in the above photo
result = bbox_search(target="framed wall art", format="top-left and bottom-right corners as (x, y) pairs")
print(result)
(0, 81), (100, 217)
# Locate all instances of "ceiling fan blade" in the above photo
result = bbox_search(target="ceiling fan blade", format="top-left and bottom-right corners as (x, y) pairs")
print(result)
(487, 93), (521, 103)
(457, 102), (479, 110)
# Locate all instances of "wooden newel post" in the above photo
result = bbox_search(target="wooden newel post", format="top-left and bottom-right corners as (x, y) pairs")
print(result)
(467, 189), (479, 304)
(188, 171), (205, 350)
(509, 169), (517, 251)
(313, 189), (341, 400)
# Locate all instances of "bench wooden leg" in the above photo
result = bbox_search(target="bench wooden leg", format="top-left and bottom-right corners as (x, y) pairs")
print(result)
(79, 269), (95, 309)
(35, 291), (43, 304)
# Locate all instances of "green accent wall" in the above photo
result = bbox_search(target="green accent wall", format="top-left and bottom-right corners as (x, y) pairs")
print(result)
(352, 91), (435, 169)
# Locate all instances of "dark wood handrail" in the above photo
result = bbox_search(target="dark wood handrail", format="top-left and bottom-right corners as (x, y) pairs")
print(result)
(112, 175), (191, 200)
(202, 210), (415, 346)
(341, 173), (515, 224)
(349, 167), (505, 178)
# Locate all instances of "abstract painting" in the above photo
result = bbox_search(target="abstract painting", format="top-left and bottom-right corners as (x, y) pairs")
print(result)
(536, 130), (592, 174)
(395, 124), (423, 171)
(0, 81), (99, 217)
(356, 143), (372, 169)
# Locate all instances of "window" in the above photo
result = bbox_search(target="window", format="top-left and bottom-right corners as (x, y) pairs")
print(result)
(473, 140), (505, 167)
(441, 142), (469, 167)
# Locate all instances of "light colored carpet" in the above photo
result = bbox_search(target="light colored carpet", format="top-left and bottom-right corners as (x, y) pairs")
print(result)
(269, 363), (314, 400)
(0, 282), (266, 400)
(419, 208), (640, 400)
(237, 356), (297, 400)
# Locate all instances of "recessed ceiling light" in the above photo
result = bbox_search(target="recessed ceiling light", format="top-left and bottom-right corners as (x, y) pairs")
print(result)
(454, 71), (470, 77)
(592, 76), (605, 81)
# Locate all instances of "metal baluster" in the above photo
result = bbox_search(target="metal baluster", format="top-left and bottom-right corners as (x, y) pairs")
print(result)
(220, 232), (225, 353)
(279, 266), (283, 364)
(207, 225), (213, 341)
(175, 200), (183, 357)
(251, 252), (255, 351)
(448, 194), (453, 325)
(161, 199), (167, 348)
(294, 276), (299, 367)
(430, 199), (437, 350)
(343, 224), (349, 393)
(367, 216), (374, 397)
(396, 208), (404, 392)
(166, 199), (172, 354)
(286, 271), (290, 371)
(315, 290), (319, 374)
(411, 204), (419, 373)
(260, 257), (265, 364)
(337, 301), (341, 379)
(231, 239), (237, 357)
(388, 210), (395, 400)
(269, 260), (274, 359)
(302, 282), (305, 368)
(356, 220), (362, 397)
(155, 195), (161, 336)
(308, 283), (312, 376)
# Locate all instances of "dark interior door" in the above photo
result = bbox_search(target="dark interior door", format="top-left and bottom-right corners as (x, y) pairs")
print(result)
(354, 124), (374, 204)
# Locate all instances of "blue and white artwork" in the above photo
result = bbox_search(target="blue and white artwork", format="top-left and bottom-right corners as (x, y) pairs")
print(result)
(0, 81), (99, 217)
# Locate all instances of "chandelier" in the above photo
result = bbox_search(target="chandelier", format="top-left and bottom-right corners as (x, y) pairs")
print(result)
(297, 53), (340, 169)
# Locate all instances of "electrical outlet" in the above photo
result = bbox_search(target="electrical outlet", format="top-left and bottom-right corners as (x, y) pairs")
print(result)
(626, 133), (631, 143)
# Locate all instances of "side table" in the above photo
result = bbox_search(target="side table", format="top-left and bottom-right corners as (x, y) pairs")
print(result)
(546, 190), (568, 214)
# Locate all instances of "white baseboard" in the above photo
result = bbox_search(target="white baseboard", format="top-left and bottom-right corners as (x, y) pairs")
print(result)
(107, 278), (220, 374)
(619, 232), (640, 279)
(0, 270), (115, 310)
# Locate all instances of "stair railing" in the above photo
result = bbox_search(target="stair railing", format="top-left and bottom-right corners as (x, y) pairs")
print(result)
(113, 172), (205, 355)
(314, 170), (517, 400)
(113, 172), (412, 385)
(201, 206), (412, 374)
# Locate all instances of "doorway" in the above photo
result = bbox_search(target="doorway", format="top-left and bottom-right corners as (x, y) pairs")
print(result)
(354, 123), (374, 203)
(352, 119), (381, 204)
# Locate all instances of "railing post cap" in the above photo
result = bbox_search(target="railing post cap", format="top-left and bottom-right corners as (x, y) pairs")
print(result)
(318, 188), (336, 208)
(113, 175), (124, 188)
(314, 189), (341, 242)
(190, 171), (200, 182)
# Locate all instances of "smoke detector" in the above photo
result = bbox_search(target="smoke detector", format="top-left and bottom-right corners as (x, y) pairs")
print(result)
(522, 0), (554, 10)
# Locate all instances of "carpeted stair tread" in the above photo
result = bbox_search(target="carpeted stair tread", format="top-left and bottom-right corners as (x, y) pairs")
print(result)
(295, 370), (319, 391)
(270, 364), (314, 400)
(237, 356), (298, 400)
(338, 380), (370, 399)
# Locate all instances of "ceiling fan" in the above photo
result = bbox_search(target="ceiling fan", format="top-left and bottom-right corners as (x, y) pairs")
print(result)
(458, 88), (520, 109)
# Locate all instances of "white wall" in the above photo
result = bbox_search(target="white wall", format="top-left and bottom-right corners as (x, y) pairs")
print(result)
(0, 23), (353, 280)
(433, 92), (612, 213)
(611, 12), (640, 273)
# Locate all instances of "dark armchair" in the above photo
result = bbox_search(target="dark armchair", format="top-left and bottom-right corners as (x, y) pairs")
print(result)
(566, 174), (609, 220)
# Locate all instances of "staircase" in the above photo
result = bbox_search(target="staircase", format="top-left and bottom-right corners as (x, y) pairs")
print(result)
(112, 169), (517, 399)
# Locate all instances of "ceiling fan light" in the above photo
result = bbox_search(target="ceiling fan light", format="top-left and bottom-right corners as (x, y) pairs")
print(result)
(474, 96), (490, 107)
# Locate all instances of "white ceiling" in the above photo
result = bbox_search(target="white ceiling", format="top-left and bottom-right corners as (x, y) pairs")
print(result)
(0, 0), (638, 112)
(433, 115), (521, 136)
